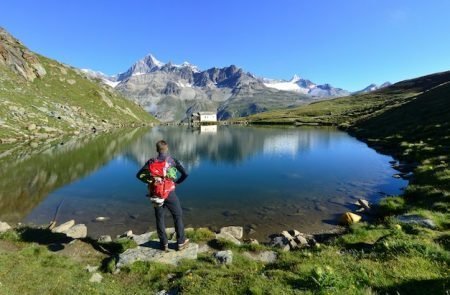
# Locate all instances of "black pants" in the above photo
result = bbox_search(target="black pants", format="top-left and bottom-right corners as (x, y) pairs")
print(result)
(154, 191), (185, 245)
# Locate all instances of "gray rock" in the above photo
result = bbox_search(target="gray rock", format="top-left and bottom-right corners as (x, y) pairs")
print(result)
(89, 272), (103, 283)
(270, 236), (290, 251)
(51, 220), (75, 233)
(243, 251), (277, 263)
(85, 265), (99, 273)
(132, 231), (155, 245)
(0, 221), (12, 233)
(118, 230), (133, 239)
(197, 243), (213, 254)
(357, 199), (371, 210)
(397, 214), (436, 229)
(215, 232), (241, 245)
(219, 226), (243, 240)
(215, 250), (233, 265)
(295, 235), (309, 246)
(98, 235), (112, 243)
(65, 224), (87, 239)
(116, 243), (198, 267)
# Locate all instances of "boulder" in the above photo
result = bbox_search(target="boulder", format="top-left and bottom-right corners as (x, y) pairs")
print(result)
(198, 243), (213, 254)
(131, 231), (155, 245)
(51, 220), (75, 233)
(0, 221), (12, 233)
(216, 232), (241, 245)
(118, 230), (133, 239)
(65, 224), (87, 239)
(97, 235), (112, 243)
(340, 212), (362, 225)
(219, 226), (243, 240)
(85, 265), (99, 273)
(215, 250), (233, 265)
(89, 272), (103, 283)
(116, 243), (198, 267)
(357, 199), (371, 211)
(269, 236), (290, 252)
(397, 214), (436, 229)
(243, 251), (277, 263)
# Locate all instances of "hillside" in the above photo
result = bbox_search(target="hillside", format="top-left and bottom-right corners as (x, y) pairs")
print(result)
(0, 28), (156, 142)
(245, 70), (450, 127)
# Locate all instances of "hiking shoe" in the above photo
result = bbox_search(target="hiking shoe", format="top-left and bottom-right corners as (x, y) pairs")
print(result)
(160, 243), (169, 252)
(177, 239), (190, 251)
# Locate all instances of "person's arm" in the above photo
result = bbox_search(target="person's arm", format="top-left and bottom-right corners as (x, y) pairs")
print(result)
(174, 159), (188, 184)
(136, 161), (152, 184)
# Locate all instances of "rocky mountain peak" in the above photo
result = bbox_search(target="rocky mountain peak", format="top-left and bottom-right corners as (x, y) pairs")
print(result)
(290, 74), (301, 83)
(0, 27), (47, 81)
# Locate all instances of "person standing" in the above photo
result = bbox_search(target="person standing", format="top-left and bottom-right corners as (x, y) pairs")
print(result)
(136, 140), (189, 251)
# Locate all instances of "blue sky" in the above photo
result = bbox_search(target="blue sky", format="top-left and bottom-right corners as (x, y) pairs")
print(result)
(1, 0), (450, 91)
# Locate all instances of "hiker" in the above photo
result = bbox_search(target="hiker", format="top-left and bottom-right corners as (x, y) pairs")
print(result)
(136, 140), (189, 251)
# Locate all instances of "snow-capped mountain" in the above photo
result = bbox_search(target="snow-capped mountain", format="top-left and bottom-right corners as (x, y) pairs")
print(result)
(354, 82), (392, 94)
(263, 75), (349, 97)
(81, 53), (352, 122)
(80, 69), (120, 88)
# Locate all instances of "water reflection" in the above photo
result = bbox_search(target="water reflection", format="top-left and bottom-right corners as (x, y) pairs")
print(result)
(0, 126), (407, 240)
(0, 128), (148, 223)
(125, 126), (338, 168)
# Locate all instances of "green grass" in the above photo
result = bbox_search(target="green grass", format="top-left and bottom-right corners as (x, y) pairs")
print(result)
(0, 36), (157, 140)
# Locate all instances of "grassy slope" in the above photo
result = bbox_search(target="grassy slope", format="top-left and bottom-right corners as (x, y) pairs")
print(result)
(246, 71), (450, 126)
(0, 53), (157, 140)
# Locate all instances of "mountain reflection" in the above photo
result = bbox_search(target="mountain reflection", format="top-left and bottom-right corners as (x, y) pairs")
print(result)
(124, 126), (338, 168)
(0, 128), (148, 223)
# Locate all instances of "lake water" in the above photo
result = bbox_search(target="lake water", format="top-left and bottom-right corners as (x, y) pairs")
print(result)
(0, 126), (407, 241)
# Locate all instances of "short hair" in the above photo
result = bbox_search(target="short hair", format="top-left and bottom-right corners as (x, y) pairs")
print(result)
(156, 140), (169, 153)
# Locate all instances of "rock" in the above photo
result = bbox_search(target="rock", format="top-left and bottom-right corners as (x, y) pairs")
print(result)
(219, 226), (243, 240)
(340, 212), (362, 225)
(98, 235), (112, 243)
(215, 232), (241, 245)
(0, 221), (12, 233)
(95, 216), (110, 222)
(397, 214), (436, 229)
(215, 250), (233, 265)
(357, 199), (371, 211)
(247, 239), (259, 245)
(85, 265), (99, 273)
(89, 272), (103, 283)
(51, 220), (75, 233)
(270, 236), (290, 251)
(132, 231), (155, 245)
(281, 231), (298, 249)
(27, 123), (36, 131)
(116, 243), (199, 267)
(295, 235), (309, 246)
(67, 79), (76, 85)
(243, 251), (277, 263)
(222, 210), (239, 217)
(65, 224), (87, 239)
(198, 243), (213, 254)
(119, 230), (133, 238)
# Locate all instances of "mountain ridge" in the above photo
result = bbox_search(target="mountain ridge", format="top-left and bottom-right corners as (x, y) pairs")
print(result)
(86, 53), (352, 122)
(0, 27), (156, 142)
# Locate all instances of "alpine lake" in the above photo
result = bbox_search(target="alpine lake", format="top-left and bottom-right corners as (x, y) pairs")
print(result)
(0, 125), (407, 241)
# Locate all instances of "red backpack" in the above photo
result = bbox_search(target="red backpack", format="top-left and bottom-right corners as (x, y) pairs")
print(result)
(148, 158), (175, 199)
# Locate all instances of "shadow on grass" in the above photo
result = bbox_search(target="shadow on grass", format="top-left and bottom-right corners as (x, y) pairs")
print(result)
(18, 227), (73, 251)
(375, 278), (450, 295)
